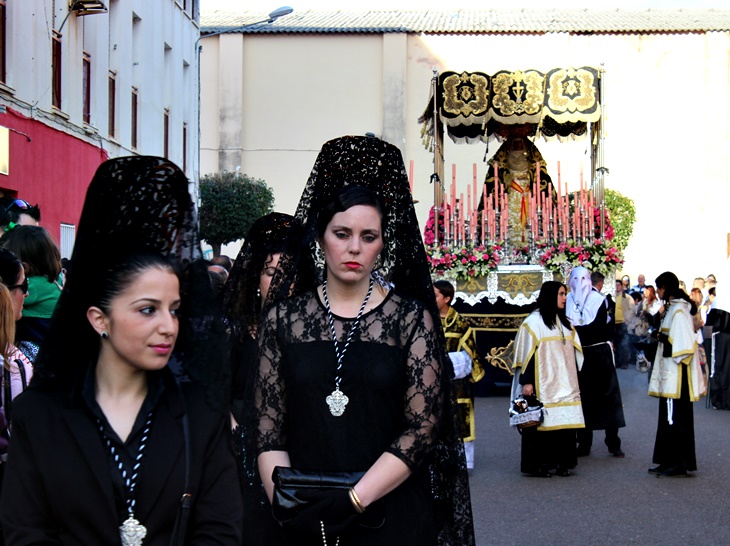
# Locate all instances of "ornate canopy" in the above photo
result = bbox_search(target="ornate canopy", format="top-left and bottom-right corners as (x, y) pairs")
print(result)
(420, 67), (602, 147)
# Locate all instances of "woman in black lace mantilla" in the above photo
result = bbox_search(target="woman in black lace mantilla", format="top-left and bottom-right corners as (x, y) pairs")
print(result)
(0, 157), (242, 545)
(222, 212), (300, 545)
(255, 136), (475, 546)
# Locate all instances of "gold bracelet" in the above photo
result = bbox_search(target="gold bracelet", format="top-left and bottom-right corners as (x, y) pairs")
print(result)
(348, 487), (366, 513)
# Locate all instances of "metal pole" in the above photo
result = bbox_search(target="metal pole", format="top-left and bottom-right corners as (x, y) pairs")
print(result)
(431, 68), (440, 245)
(598, 64), (606, 236)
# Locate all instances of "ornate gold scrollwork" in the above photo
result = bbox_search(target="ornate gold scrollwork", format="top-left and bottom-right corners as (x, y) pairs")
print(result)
(484, 340), (515, 375)
(462, 314), (528, 330)
(457, 276), (488, 293)
(497, 272), (541, 299)
(442, 72), (489, 117)
(491, 70), (544, 117)
(546, 67), (598, 115)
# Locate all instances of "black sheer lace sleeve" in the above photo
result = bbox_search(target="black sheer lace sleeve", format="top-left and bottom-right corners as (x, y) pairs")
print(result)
(386, 301), (443, 469)
(255, 303), (287, 453)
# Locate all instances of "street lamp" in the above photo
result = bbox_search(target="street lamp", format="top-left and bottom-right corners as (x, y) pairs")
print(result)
(58, 1), (108, 32)
(199, 6), (294, 41)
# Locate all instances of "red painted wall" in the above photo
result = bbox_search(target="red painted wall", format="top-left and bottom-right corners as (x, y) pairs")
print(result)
(0, 107), (108, 247)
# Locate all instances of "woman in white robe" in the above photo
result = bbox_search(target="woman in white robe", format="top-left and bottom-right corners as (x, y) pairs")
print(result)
(512, 281), (585, 477)
(648, 272), (706, 478)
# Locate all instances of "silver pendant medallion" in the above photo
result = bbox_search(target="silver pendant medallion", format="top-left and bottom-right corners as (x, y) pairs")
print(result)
(120, 516), (147, 546)
(326, 388), (349, 417)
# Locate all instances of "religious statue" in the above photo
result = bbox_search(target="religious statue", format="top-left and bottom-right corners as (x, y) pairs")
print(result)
(479, 136), (553, 246)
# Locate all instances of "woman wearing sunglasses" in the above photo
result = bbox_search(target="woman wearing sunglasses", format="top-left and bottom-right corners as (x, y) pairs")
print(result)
(1, 225), (63, 363)
(0, 199), (40, 235)
(0, 247), (32, 419)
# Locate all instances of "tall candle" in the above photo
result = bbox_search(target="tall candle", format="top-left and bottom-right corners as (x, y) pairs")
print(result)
(460, 193), (465, 245)
(580, 162), (584, 194)
(557, 161), (562, 195)
(473, 163), (478, 217)
(467, 186), (472, 219)
(450, 177), (456, 226)
(503, 194), (508, 239)
(451, 163), (456, 239)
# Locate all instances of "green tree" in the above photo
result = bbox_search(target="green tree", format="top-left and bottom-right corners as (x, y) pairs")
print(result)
(604, 188), (636, 251)
(199, 171), (274, 256)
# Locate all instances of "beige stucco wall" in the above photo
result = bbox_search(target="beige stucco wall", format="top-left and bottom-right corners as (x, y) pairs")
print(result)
(201, 29), (730, 286)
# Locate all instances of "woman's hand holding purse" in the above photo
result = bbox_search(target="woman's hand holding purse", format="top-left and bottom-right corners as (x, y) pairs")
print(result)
(280, 489), (361, 535)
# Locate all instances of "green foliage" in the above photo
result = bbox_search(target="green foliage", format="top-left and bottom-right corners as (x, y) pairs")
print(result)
(604, 188), (636, 251)
(199, 171), (274, 254)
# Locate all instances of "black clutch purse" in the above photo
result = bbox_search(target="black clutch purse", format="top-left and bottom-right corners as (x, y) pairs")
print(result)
(272, 467), (385, 529)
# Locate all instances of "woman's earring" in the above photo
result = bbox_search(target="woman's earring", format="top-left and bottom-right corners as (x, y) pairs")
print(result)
(256, 287), (261, 298)
(372, 254), (383, 271)
(314, 241), (326, 269)
(100, 332), (109, 340)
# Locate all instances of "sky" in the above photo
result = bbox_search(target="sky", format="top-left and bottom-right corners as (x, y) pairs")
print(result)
(202, 0), (730, 11)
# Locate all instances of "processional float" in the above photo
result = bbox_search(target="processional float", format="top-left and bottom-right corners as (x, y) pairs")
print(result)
(419, 67), (622, 388)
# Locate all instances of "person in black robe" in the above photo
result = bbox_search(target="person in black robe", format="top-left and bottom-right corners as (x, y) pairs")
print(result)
(707, 297), (730, 410)
(567, 268), (626, 457)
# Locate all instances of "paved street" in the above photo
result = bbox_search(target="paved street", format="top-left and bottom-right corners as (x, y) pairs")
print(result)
(469, 367), (729, 545)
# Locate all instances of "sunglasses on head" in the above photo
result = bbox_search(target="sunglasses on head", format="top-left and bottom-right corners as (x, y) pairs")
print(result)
(0, 199), (31, 221)
(7, 277), (28, 295)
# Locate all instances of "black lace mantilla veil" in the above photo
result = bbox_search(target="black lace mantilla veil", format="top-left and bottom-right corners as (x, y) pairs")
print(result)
(33, 156), (229, 411)
(265, 135), (476, 546)
(222, 212), (300, 344)
(221, 212), (301, 521)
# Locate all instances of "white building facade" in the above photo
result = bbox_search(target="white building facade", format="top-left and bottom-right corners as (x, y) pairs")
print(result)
(0, 0), (200, 253)
(199, 8), (730, 285)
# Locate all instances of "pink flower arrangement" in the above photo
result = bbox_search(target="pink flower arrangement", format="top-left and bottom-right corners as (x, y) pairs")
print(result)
(423, 206), (448, 246)
(426, 243), (503, 280)
(537, 238), (623, 275)
(593, 208), (615, 241)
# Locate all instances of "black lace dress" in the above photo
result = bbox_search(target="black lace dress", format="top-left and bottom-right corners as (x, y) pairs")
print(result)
(256, 290), (443, 545)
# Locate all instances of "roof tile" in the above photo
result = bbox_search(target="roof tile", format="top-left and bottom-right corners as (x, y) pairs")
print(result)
(200, 9), (730, 35)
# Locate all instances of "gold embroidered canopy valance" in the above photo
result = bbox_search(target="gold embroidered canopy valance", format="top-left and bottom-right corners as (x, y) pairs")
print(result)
(420, 67), (602, 146)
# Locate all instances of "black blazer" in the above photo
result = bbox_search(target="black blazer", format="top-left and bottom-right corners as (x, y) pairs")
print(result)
(0, 372), (243, 545)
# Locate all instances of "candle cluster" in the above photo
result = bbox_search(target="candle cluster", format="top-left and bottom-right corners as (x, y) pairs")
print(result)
(433, 161), (602, 248)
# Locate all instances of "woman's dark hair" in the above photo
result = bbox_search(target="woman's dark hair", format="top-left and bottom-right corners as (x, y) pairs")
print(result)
(0, 246), (23, 287)
(433, 279), (455, 304)
(221, 212), (299, 341)
(316, 185), (386, 241)
(96, 252), (178, 315)
(537, 281), (571, 330)
(655, 271), (696, 315)
(0, 225), (62, 282)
